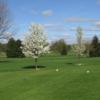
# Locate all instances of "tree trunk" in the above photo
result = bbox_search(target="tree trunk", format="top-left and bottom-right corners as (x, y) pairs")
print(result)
(77, 52), (81, 65)
(35, 58), (38, 70)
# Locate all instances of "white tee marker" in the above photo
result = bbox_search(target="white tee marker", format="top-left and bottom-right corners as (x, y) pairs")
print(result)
(86, 70), (90, 74)
(56, 68), (59, 72)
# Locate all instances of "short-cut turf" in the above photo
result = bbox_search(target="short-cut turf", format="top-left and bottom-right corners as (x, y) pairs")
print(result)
(0, 55), (100, 100)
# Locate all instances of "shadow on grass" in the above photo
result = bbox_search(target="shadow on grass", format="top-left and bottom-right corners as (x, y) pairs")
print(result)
(22, 65), (46, 69)
(0, 60), (9, 63)
(66, 62), (74, 65)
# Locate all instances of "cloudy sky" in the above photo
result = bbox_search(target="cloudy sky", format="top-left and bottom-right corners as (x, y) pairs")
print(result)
(7, 0), (100, 44)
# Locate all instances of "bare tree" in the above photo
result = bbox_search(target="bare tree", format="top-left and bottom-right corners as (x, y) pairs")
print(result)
(0, 0), (11, 40)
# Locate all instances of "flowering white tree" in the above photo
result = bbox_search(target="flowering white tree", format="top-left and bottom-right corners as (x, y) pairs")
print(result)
(22, 23), (49, 70)
(72, 44), (85, 57)
(76, 27), (85, 57)
(71, 27), (86, 66)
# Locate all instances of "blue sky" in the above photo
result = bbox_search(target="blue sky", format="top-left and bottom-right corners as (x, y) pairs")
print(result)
(7, 0), (100, 44)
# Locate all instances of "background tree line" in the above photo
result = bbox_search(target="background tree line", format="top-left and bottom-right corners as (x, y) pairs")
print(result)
(50, 39), (71, 56)
(0, 35), (100, 58)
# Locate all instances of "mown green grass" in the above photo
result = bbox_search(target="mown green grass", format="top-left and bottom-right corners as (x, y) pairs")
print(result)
(0, 55), (100, 100)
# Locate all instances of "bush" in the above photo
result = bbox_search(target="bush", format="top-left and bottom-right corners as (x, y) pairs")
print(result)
(6, 38), (25, 58)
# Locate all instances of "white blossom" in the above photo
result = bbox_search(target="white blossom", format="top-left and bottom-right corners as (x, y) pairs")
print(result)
(22, 23), (49, 58)
(72, 44), (85, 56)
(72, 27), (85, 57)
(86, 70), (90, 74)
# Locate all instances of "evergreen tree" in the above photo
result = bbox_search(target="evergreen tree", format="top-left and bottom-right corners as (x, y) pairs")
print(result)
(6, 38), (16, 57)
(89, 36), (100, 57)
(15, 40), (25, 57)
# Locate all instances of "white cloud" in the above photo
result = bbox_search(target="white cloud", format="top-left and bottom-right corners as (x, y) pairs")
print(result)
(52, 27), (66, 32)
(97, 0), (100, 5)
(44, 23), (58, 28)
(68, 26), (100, 31)
(44, 23), (100, 32)
(65, 18), (100, 23)
(95, 21), (100, 26)
(49, 33), (75, 44)
(44, 23), (67, 32)
(42, 10), (53, 16)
